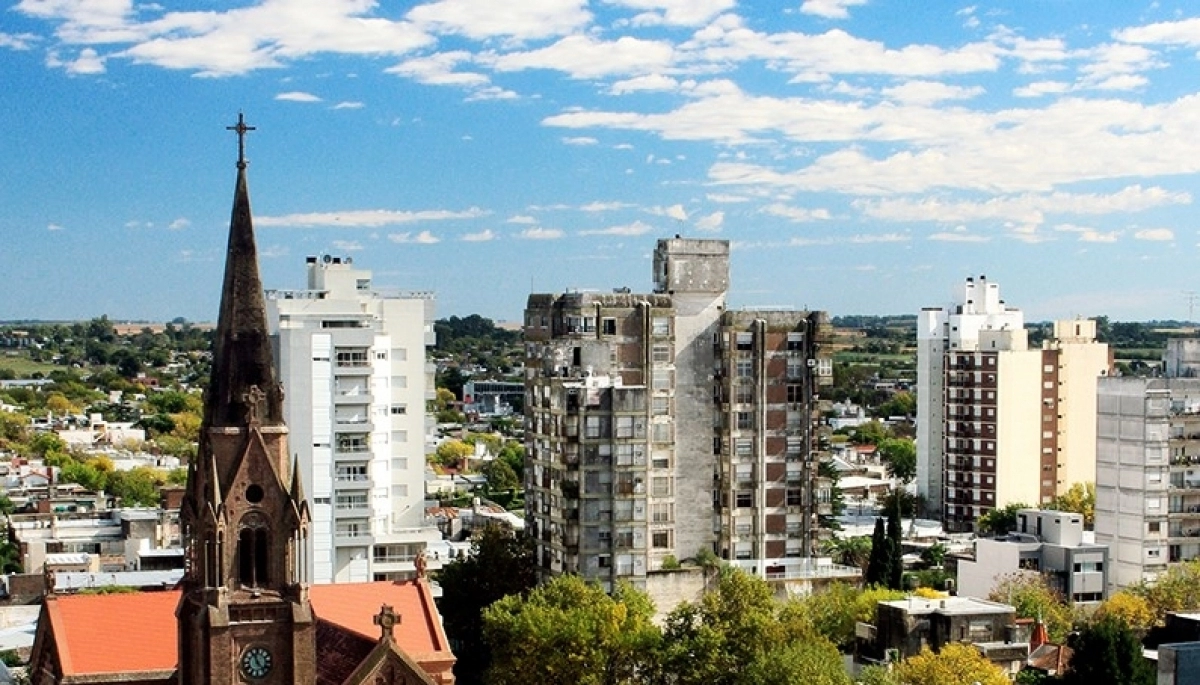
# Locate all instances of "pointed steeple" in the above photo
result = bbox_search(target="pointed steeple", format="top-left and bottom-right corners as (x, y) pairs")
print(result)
(202, 113), (283, 429)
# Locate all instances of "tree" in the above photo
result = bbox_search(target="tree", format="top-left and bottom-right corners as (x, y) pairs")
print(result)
(29, 432), (67, 459)
(886, 502), (903, 590)
(483, 575), (660, 685)
(920, 542), (947, 569)
(1131, 558), (1200, 623)
(791, 582), (904, 649)
(976, 502), (1030, 536)
(437, 528), (537, 685)
(497, 440), (525, 481)
(481, 458), (519, 491)
(866, 518), (890, 587)
(875, 391), (916, 419)
(432, 439), (473, 470)
(987, 573), (1072, 643)
(1061, 616), (1155, 685)
(739, 639), (850, 685)
(1048, 482), (1095, 529)
(822, 535), (872, 570)
(1095, 591), (1155, 633)
(891, 643), (1009, 685)
(850, 420), (890, 446)
(107, 466), (163, 507)
(878, 437), (916, 485)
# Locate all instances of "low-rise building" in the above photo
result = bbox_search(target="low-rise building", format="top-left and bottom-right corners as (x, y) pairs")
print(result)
(857, 596), (1029, 678)
(958, 508), (1107, 603)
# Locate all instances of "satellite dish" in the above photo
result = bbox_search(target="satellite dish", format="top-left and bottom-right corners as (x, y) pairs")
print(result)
(322, 254), (332, 264)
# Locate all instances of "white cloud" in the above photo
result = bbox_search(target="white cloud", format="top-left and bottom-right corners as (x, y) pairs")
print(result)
(258, 207), (488, 227)
(486, 34), (675, 79)
(47, 223), (64, 231)
(333, 101), (364, 109)
(929, 231), (989, 242)
(1135, 228), (1175, 241)
(881, 80), (984, 105)
(580, 220), (654, 236)
(695, 211), (724, 232)
(581, 201), (633, 212)
(1054, 223), (1120, 243)
(168, 218), (191, 230)
(1013, 80), (1071, 98)
(388, 230), (441, 244)
(760, 203), (831, 222)
(332, 239), (364, 251)
(276, 91), (321, 102)
(461, 229), (496, 242)
(606, 0), (734, 27)
(609, 74), (680, 95)
(407, 0), (591, 40)
(60, 47), (105, 74)
(520, 227), (565, 239)
(506, 214), (539, 224)
(562, 136), (598, 146)
(386, 51), (489, 87)
(1116, 17), (1200, 47)
(706, 193), (750, 203)
(646, 204), (688, 221)
(799, 0), (868, 20)
(0, 32), (38, 50)
(859, 185), (1191, 225)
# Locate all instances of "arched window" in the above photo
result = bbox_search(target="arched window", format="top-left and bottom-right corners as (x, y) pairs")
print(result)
(237, 512), (270, 587)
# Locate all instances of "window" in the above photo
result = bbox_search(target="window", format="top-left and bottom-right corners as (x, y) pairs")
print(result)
(652, 530), (672, 549)
(736, 360), (753, 378)
(652, 397), (670, 416)
(652, 345), (671, 363)
(736, 412), (753, 430)
(787, 359), (805, 377)
(736, 439), (753, 458)
(736, 491), (753, 508)
(736, 332), (753, 350)
(653, 369), (672, 390)
(375, 351), (388, 360)
(335, 349), (369, 367)
(390, 405), (407, 415)
(602, 318), (617, 335)
(787, 488), (804, 506)
(1149, 521), (1161, 534)
(652, 317), (670, 336)
(787, 332), (804, 351)
(651, 503), (673, 522)
(615, 416), (634, 438)
(735, 385), (754, 404)
(652, 477), (672, 497)
(653, 422), (672, 443)
(787, 384), (804, 403)
(652, 451), (671, 469)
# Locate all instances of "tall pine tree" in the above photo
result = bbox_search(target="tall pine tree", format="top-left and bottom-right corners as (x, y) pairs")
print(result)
(886, 500), (904, 590)
(866, 517), (890, 587)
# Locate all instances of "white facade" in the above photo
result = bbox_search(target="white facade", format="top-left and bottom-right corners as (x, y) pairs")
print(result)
(267, 256), (440, 584)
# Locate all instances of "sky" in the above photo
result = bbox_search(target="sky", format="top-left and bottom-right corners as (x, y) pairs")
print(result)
(5, 1), (1200, 324)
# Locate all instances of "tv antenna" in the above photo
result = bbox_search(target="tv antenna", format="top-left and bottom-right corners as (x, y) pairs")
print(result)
(1186, 290), (1198, 323)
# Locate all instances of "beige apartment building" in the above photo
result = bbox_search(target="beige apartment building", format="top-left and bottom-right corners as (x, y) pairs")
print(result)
(917, 277), (1110, 532)
(523, 238), (833, 590)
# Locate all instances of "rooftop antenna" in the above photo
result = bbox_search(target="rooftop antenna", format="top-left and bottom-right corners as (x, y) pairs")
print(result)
(1185, 290), (1198, 323)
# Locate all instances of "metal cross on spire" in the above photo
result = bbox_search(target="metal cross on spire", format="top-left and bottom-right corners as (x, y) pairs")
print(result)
(226, 112), (256, 169)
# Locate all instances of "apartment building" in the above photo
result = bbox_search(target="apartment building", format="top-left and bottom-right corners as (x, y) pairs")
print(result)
(1096, 341), (1200, 589)
(523, 238), (832, 591)
(266, 255), (441, 584)
(917, 276), (1109, 532)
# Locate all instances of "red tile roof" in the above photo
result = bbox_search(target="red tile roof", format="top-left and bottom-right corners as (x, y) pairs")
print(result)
(42, 580), (452, 678)
(48, 591), (179, 675)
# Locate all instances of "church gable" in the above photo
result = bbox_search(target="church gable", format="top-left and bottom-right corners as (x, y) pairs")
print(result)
(337, 606), (440, 685)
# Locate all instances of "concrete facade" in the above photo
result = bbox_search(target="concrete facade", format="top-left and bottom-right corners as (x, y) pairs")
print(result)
(917, 276), (1109, 532)
(267, 256), (441, 584)
(957, 508), (1107, 603)
(523, 238), (833, 591)
(1095, 371), (1200, 590)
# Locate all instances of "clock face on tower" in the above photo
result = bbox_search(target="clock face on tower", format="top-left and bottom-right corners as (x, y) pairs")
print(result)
(240, 646), (273, 679)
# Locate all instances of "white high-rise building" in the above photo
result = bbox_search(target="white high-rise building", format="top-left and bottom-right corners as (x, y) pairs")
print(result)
(267, 255), (440, 584)
(917, 276), (1109, 532)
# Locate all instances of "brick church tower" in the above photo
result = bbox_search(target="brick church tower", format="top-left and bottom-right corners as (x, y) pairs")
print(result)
(176, 115), (316, 685)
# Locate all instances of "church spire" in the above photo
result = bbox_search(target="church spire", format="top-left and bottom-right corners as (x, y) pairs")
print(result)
(202, 113), (283, 429)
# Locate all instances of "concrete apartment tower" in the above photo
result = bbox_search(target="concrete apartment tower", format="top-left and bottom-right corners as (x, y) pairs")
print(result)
(523, 238), (832, 591)
(266, 256), (440, 584)
(917, 276), (1109, 532)
(1096, 340), (1200, 590)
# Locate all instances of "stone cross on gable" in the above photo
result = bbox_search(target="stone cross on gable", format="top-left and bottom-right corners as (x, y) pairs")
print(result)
(373, 604), (400, 641)
(243, 385), (266, 426)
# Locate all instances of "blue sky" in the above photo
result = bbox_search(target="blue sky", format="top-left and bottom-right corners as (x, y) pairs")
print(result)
(5, 1), (1200, 324)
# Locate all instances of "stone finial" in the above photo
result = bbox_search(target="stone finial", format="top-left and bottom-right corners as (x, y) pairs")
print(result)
(373, 604), (400, 641)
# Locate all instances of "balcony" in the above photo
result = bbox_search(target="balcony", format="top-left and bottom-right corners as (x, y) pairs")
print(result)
(334, 474), (373, 489)
(334, 500), (371, 519)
